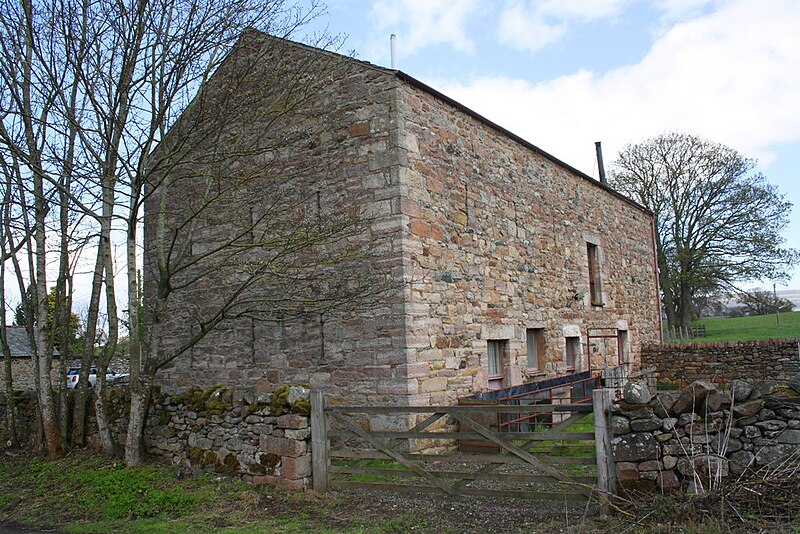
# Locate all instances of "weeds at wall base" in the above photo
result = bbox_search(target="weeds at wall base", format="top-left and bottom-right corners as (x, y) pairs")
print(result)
(612, 450), (800, 532)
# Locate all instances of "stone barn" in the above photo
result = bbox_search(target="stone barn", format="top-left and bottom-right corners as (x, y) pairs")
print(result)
(145, 30), (661, 405)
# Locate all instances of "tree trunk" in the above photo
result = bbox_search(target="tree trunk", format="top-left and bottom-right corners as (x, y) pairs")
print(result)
(34, 180), (60, 459)
(124, 371), (153, 466)
(35, 345), (60, 458)
(93, 373), (115, 454)
(71, 250), (105, 446)
(656, 248), (678, 331)
(0, 331), (17, 446)
(56, 249), (72, 446)
(21, 0), (60, 459)
(94, 237), (119, 455)
(679, 282), (693, 330)
(127, 226), (141, 389)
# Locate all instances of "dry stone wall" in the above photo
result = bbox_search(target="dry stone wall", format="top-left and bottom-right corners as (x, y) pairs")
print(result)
(612, 378), (800, 493)
(0, 384), (314, 491)
(642, 339), (800, 386)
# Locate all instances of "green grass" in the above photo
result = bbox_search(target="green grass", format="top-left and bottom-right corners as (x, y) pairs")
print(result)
(526, 413), (596, 458)
(1, 453), (243, 530)
(690, 311), (800, 342)
(0, 451), (372, 533)
(0, 451), (478, 533)
(343, 459), (414, 483)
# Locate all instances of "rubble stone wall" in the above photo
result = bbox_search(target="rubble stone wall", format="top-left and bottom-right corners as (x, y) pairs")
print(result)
(642, 339), (800, 386)
(146, 32), (662, 408)
(146, 33), (410, 405)
(0, 384), (314, 491)
(0, 359), (36, 391)
(396, 81), (662, 405)
(612, 378), (800, 493)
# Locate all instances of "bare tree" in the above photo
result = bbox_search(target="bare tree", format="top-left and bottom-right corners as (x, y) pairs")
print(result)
(49, 0), (344, 466)
(1, 0), (391, 466)
(128, 27), (398, 466)
(611, 132), (798, 330)
(0, 0), (108, 454)
(0, 0), (70, 457)
(0, 159), (26, 445)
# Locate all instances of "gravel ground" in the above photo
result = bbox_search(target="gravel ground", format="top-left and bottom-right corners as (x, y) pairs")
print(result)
(260, 486), (604, 533)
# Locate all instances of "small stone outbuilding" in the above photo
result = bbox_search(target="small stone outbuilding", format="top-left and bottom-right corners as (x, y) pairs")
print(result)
(147, 31), (661, 405)
(0, 326), (59, 391)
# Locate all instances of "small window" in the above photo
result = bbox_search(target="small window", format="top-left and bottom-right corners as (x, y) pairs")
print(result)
(565, 336), (580, 372)
(617, 329), (629, 365)
(526, 328), (545, 371)
(487, 340), (507, 390)
(587, 242), (603, 306)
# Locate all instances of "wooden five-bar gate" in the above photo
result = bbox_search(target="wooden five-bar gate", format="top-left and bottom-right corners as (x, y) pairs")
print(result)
(311, 389), (616, 503)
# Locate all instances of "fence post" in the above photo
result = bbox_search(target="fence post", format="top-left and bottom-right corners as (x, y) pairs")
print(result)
(310, 389), (329, 492)
(593, 388), (617, 512)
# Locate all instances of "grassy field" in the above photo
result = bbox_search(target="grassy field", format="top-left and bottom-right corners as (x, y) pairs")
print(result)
(690, 311), (800, 342)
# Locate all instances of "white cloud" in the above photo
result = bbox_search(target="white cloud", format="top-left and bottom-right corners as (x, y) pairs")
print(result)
(651, 0), (726, 22)
(538, 0), (629, 20)
(497, 1), (567, 53)
(437, 0), (800, 174)
(367, 0), (479, 56)
(497, 0), (628, 53)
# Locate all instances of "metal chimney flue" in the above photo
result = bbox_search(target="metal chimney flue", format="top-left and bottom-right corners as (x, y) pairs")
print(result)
(390, 34), (397, 69)
(595, 141), (608, 185)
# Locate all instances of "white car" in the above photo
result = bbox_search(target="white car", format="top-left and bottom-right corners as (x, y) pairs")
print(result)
(66, 366), (127, 388)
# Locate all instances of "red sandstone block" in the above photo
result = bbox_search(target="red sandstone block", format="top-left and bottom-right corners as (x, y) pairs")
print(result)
(260, 434), (306, 458)
(282, 455), (312, 479)
(617, 462), (639, 482)
(276, 414), (308, 430)
(348, 122), (370, 137)
(399, 196), (421, 218)
(426, 176), (444, 194)
(409, 219), (432, 238)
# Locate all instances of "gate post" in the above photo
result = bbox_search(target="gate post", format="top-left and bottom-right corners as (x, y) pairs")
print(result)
(593, 388), (617, 510)
(311, 390), (329, 492)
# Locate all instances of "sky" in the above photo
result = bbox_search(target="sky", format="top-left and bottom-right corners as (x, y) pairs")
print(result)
(299, 0), (800, 290)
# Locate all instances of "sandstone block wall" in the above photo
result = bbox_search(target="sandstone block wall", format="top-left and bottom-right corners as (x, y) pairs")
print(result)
(612, 379), (800, 493)
(642, 339), (800, 386)
(147, 34), (410, 405)
(395, 80), (661, 405)
(145, 32), (661, 408)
